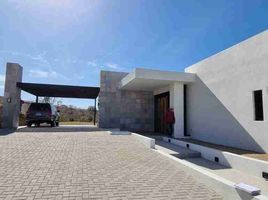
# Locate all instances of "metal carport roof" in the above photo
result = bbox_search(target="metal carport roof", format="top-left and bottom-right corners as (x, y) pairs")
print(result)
(17, 82), (100, 99)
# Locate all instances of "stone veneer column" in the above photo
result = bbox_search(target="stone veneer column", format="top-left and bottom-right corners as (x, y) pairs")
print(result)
(99, 71), (154, 132)
(2, 63), (23, 129)
(171, 82), (184, 138)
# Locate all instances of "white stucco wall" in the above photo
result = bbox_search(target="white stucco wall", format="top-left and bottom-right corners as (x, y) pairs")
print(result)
(171, 83), (184, 138)
(185, 30), (268, 153)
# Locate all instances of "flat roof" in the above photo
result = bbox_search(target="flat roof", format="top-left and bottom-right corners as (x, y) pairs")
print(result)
(17, 82), (100, 99)
(119, 68), (196, 91)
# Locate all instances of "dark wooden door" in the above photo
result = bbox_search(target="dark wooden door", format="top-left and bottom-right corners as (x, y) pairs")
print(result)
(154, 92), (170, 134)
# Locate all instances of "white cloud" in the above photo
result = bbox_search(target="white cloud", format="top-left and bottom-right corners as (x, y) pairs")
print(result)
(30, 51), (53, 68)
(87, 60), (122, 71)
(1, 49), (125, 72)
(0, 74), (5, 91)
(29, 69), (50, 78)
(0, 74), (5, 82)
(29, 69), (69, 80)
(31, 51), (47, 61)
(0, 50), (31, 58)
(7, 0), (93, 28)
(0, 50), (73, 81)
(0, 50), (51, 68)
(87, 61), (98, 67)
(105, 63), (120, 69)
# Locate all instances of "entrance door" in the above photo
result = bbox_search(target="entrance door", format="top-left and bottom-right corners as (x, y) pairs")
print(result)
(154, 92), (170, 134)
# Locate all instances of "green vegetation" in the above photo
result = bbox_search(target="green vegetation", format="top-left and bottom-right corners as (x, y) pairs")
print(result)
(59, 121), (94, 125)
(58, 105), (97, 123)
(39, 97), (98, 123)
(0, 96), (98, 127)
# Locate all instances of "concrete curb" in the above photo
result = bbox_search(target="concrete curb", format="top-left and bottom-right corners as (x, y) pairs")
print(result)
(110, 131), (131, 135)
(131, 133), (155, 149)
(109, 131), (155, 149)
(155, 148), (268, 200)
(18, 126), (27, 129)
(163, 137), (268, 179)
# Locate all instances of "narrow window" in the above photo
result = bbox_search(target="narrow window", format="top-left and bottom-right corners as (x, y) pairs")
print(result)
(254, 90), (264, 121)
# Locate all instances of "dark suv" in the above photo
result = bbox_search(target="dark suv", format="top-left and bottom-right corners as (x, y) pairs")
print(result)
(26, 103), (60, 127)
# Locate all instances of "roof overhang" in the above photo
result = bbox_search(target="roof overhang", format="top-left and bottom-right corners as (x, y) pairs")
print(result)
(17, 82), (100, 99)
(119, 68), (196, 91)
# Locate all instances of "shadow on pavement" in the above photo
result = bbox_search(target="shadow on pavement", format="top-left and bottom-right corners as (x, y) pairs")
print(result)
(184, 158), (230, 170)
(1, 125), (106, 133)
(0, 128), (17, 136)
(17, 125), (102, 133)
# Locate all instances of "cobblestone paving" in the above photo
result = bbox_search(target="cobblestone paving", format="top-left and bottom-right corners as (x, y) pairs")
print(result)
(0, 129), (222, 200)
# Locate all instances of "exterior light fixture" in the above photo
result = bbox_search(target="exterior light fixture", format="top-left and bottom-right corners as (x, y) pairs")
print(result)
(7, 97), (11, 103)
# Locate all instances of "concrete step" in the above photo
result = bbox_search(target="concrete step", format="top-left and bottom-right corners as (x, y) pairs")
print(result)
(185, 157), (268, 197)
(155, 140), (201, 159)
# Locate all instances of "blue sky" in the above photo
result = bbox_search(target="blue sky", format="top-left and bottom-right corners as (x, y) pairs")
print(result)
(1, 0), (268, 108)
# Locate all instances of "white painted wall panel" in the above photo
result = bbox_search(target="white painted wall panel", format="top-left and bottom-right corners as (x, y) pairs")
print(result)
(185, 30), (268, 153)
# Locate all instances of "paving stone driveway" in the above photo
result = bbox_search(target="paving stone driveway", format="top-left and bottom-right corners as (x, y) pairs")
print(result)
(0, 128), (222, 200)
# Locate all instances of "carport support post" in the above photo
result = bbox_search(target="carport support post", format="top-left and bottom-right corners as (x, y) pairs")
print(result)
(2, 63), (23, 129)
(93, 98), (96, 125)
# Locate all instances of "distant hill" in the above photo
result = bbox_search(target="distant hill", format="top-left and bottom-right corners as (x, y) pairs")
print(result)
(58, 104), (97, 123)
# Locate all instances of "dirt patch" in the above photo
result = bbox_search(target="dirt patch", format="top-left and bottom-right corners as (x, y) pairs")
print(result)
(179, 138), (257, 155)
(178, 138), (268, 163)
(60, 121), (94, 125)
(243, 154), (268, 162)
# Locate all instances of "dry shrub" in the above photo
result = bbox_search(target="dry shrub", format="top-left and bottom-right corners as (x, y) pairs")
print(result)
(19, 113), (26, 126)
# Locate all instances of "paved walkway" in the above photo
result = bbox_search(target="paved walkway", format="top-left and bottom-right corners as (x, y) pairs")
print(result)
(0, 129), (222, 200)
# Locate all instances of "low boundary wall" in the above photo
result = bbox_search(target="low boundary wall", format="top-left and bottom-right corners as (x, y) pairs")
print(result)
(163, 137), (268, 179)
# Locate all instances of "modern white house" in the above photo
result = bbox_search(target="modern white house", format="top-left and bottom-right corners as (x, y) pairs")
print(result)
(2, 29), (268, 154)
(99, 29), (268, 153)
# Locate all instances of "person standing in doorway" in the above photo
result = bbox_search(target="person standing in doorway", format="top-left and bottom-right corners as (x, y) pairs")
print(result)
(164, 108), (175, 137)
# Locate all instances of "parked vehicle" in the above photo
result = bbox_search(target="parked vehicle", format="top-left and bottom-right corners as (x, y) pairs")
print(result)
(26, 103), (60, 127)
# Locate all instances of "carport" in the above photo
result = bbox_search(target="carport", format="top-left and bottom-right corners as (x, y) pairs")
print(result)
(17, 82), (100, 125)
(2, 63), (100, 128)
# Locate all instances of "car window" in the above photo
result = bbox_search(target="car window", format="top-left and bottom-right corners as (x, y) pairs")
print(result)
(29, 104), (51, 112)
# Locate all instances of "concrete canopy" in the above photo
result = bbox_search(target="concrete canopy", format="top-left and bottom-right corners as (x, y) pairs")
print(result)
(119, 68), (196, 91)
(17, 82), (100, 99)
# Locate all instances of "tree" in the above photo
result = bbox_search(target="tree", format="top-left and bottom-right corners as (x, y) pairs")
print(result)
(40, 97), (62, 105)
